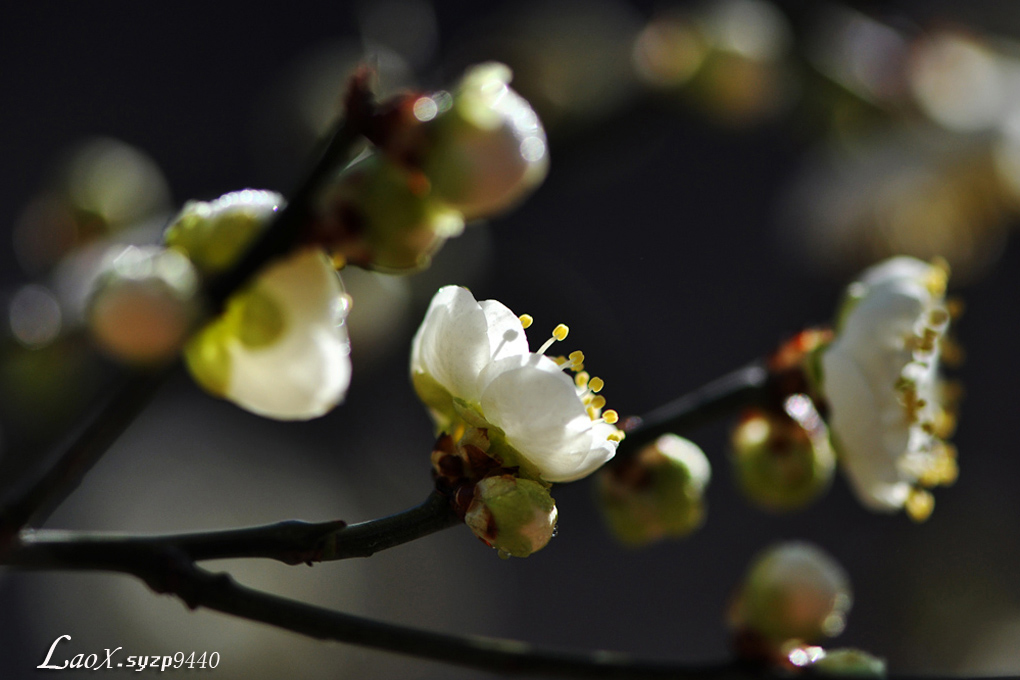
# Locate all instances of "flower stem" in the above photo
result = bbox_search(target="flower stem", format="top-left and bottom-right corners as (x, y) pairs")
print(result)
(0, 76), (376, 552)
(617, 362), (770, 456)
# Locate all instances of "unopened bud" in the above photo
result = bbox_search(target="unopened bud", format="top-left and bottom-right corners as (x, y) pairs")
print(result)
(418, 63), (548, 220)
(164, 189), (284, 275)
(731, 401), (835, 512)
(598, 434), (710, 546)
(87, 246), (199, 363)
(464, 475), (557, 558)
(730, 542), (852, 649)
(316, 153), (464, 272)
(809, 648), (887, 677)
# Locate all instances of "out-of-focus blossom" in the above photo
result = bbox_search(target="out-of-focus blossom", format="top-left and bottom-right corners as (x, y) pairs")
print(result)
(164, 189), (283, 276)
(418, 63), (549, 220)
(908, 31), (1020, 134)
(597, 433), (710, 546)
(166, 190), (352, 420)
(730, 542), (852, 654)
(820, 257), (958, 520)
(731, 396), (835, 513)
(314, 153), (465, 272)
(455, 0), (641, 132)
(411, 285), (621, 483)
(636, 0), (795, 125)
(784, 131), (1010, 284)
(14, 138), (171, 274)
(87, 246), (199, 364)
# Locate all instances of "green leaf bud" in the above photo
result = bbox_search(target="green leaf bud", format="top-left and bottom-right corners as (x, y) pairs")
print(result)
(597, 434), (710, 546)
(464, 474), (558, 558)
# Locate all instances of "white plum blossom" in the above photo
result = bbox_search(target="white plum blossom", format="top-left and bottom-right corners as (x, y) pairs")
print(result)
(820, 256), (958, 520)
(411, 285), (621, 483)
(169, 190), (352, 421)
(186, 248), (351, 420)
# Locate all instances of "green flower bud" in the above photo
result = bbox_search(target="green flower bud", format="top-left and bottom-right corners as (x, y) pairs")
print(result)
(597, 434), (710, 546)
(164, 189), (283, 275)
(809, 649), (887, 677)
(317, 153), (464, 272)
(730, 542), (852, 648)
(87, 245), (200, 363)
(417, 63), (548, 220)
(730, 401), (835, 512)
(464, 475), (558, 558)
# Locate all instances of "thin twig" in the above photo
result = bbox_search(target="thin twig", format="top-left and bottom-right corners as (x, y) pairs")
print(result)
(617, 362), (771, 457)
(10, 490), (459, 566)
(0, 79), (375, 551)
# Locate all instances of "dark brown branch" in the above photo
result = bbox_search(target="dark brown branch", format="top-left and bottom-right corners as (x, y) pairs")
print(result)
(617, 362), (771, 457)
(10, 490), (459, 566)
(9, 536), (748, 679)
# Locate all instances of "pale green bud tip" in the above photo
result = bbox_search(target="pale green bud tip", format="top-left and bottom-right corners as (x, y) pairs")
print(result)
(809, 649), (887, 677)
(598, 434), (710, 546)
(88, 245), (200, 364)
(164, 189), (284, 274)
(465, 475), (558, 558)
(731, 541), (852, 645)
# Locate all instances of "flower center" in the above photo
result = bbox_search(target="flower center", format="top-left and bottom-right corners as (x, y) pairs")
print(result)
(518, 313), (623, 442)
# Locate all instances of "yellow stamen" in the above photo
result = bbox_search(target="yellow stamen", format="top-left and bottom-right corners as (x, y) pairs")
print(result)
(947, 297), (965, 319)
(569, 350), (585, 366)
(330, 253), (347, 270)
(607, 432), (624, 442)
(926, 257), (950, 298)
(519, 314), (533, 329)
(905, 488), (935, 522)
(602, 409), (619, 424)
(575, 371), (590, 389)
(552, 324), (569, 341)
(588, 377), (604, 393)
(940, 336), (965, 367)
(590, 395), (607, 411)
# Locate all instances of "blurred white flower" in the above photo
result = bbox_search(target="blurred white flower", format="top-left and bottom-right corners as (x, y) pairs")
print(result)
(186, 248), (351, 421)
(411, 285), (620, 483)
(167, 189), (351, 421)
(821, 256), (958, 519)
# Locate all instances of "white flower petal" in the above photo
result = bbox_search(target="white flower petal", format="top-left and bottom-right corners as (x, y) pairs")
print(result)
(480, 354), (602, 482)
(411, 285), (493, 403)
(821, 348), (910, 510)
(822, 256), (953, 513)
(224, 248), (351, 420)
(478, 299), (530, 361)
